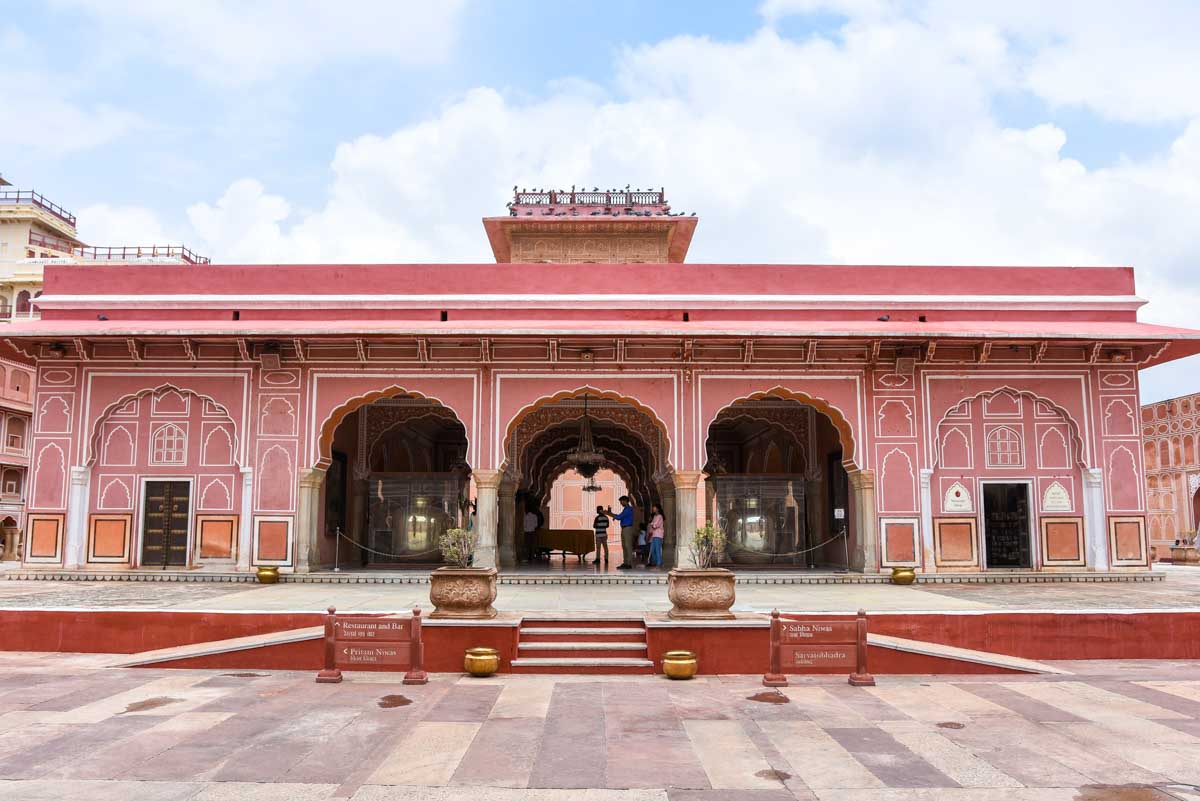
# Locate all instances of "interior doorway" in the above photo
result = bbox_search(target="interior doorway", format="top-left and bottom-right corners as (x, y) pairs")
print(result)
(141, 480), (190, 567)
(982, 482), (1032, 569)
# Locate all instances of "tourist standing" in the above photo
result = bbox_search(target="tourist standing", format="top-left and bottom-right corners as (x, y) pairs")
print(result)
(523, 505), (540, 563)
(607, 496), (636, 569)
(647, 504), (665, 568)
(592, 505), (610, 566)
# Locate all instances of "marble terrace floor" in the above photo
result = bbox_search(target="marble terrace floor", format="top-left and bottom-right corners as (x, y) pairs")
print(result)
(1, 654), (1200, 800)
(2, 565), (1200, 613)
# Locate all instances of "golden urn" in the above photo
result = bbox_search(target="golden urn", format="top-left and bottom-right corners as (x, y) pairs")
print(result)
(464, 647), (500, 677)
(890, 566), (916, 585)
(662, 650), (698, 680)
(255, 566), (280, 584)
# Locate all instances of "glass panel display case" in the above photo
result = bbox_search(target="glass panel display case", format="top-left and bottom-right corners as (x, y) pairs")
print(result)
(708, 476), (808, 567)
(365, 473), (469, 565)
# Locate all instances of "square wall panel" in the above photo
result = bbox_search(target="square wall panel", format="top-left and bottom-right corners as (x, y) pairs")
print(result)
(197, 515), (238, 562)
(1040, 517), (1084, 567)
(881, 517), (920, 568)
(25, 514), (64, 563)
(1109, 516), (1148, 566)
(87, 514), (132, 564)
(253, 516), (292, 566)
(934, 518), (978, 567)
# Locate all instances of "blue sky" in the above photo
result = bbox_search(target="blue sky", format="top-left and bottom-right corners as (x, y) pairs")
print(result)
(4, 0), (1199, 401)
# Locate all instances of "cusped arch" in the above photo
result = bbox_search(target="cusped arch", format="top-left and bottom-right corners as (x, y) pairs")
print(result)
(704, 386), (859, 469)
(85, 384), (241, 467)
(316, 385), (471, 470)
(501, 386), (672, 473)
(931, 386), (1087, 470)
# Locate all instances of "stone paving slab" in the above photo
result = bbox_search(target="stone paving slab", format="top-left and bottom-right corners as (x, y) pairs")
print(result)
(2, 565), (1199, 613)
(0, 659), (1198, 798)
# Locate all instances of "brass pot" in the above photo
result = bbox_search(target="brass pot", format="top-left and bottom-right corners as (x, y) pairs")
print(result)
(464, 647), (500, 677)
(255, 566), (280, 584)
(890, 566), (916, 585)
(662, 650), (698, 680)
(667, 568), (736, 619)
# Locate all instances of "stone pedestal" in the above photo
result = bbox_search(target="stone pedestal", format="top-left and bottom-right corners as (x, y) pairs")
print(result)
(1171, 545), (1200, 564)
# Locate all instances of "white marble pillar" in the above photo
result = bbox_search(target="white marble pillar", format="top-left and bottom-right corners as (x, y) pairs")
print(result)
(237, 467), (253, 571)
(498, 478), (517, 568)
(1082, 467), (1109, 570)
(294, 467), (326, 573)
(657, 478), (677, 568)
(918, 468), (935, 571)
(63, 466), (90, 569)
(671, 470), (703, 568)
(473, 469), (502, 569)
(847, 468), (878, 573)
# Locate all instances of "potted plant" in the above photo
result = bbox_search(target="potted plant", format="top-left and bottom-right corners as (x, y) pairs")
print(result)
(667, 523), (736, 619)
(428, 527), (498, 619)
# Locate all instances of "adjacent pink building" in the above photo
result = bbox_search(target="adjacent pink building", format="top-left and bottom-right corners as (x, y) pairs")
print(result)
(5, 188), (1200, 575)
(1143, 392), (1200, 557)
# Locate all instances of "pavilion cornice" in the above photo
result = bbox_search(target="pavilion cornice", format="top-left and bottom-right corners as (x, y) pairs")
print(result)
(8, 334), (1176, 368)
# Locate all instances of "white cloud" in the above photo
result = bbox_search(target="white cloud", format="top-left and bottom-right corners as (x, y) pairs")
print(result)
(89, 6), (1200, 400)
(51, 0), (467, 85)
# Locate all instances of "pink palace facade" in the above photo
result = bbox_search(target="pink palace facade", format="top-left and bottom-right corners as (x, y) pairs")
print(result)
(4, 189), (1200, 576)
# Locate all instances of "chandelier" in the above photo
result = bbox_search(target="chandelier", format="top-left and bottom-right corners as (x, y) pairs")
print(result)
(565, 394), (605, 480)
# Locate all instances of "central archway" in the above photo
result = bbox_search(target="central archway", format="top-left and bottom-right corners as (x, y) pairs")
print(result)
(500, 390), (669, 570)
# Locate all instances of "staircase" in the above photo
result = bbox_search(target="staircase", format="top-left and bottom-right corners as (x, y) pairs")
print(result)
(511, 616), (653, 674)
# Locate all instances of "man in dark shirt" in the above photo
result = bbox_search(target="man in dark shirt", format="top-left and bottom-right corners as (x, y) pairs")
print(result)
(606, 496), (636, 569)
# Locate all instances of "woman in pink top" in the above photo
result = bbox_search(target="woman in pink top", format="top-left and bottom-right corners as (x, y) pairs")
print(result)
(647, 504), (665, 567)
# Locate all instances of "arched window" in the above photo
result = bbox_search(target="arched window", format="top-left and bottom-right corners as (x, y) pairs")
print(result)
(14, 291), (31, 315)
(1, 469), (20, 497)
(152, 424), (187, 465)
(8, 370), (27, 395)
(986, 426), (1023, 468)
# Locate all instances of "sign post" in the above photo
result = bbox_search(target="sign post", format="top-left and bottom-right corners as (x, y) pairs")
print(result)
(315, 606), (428, 685)
(762, 608), (874, 687)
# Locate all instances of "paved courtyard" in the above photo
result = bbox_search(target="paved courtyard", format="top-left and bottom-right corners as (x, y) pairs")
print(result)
(2, 566), (1199, 614)
(1, 654), (1200, 800)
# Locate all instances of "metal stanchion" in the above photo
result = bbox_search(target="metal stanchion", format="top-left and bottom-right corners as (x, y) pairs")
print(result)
(334, 526), (341, 573)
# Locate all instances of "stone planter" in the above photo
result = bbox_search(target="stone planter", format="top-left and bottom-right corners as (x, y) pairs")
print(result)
(1171, 546), (1200, 565)
(667, 567), (736, 619)
(429, 566), (498, 619)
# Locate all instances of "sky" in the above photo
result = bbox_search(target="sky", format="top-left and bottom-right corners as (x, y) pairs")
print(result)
(3, 0), (1198, 402)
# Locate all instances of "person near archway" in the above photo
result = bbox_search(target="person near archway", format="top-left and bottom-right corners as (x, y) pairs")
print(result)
(647, 503), (665, 568)
(607, 495), (636, 569)
(591, 505), (610, 567)
(522, 503), (540, 563)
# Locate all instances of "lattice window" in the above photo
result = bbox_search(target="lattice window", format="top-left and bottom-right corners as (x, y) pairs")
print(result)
(986, 426), (1022, 468)
(152, 424), (187, 465)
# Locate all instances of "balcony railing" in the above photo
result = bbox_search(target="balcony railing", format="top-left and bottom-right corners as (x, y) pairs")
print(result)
(0, 190), (77, 227)
(28, 230), (76, 253)
(513, 188), (666, 207)
(72, 245), (211, 264)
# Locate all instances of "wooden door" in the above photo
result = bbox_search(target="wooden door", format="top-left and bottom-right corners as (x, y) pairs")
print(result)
(142, 480), (190, 567)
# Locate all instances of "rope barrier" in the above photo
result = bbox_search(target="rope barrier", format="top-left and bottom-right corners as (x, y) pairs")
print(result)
(333, 526), (442, 560)
(727, 528), (848, 559)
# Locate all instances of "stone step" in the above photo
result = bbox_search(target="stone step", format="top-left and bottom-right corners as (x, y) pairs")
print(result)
(510, 656), (655, 674)
(518, 642), (647, 659)
(518, 616), (645, 625)
(519, 626), (645, 637)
